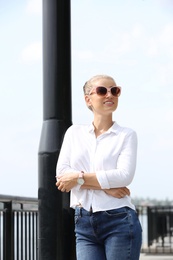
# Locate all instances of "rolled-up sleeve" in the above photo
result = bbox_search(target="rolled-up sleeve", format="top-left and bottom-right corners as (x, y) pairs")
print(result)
(56, 126), (86, 192)
(96, 130), (137, 189)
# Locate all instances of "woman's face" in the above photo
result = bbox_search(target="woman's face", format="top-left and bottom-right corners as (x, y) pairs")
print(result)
(85, 78), (120, 115)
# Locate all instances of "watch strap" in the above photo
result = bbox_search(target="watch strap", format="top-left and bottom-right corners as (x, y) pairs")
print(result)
(79, 171), (84, 178)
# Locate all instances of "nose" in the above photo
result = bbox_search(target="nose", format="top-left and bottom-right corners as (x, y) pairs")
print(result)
(105, 89), (113, 97)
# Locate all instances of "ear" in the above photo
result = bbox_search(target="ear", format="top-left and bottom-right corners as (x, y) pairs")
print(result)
(85, 95), (92, 107)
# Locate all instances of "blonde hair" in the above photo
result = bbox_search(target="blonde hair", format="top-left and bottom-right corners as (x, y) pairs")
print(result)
(83, 74), (117, 111)
(83, 74), (116, 95)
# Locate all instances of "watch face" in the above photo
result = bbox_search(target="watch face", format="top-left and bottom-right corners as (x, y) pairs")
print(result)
(77, 178), (84, 185)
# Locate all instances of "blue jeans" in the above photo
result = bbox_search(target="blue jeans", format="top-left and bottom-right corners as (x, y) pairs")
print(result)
(74, 206), (142, 260)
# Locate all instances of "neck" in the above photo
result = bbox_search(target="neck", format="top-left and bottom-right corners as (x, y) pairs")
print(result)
(93, 115), (113, 137)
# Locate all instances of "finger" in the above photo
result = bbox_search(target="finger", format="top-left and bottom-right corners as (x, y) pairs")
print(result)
(119, 191), (127, 198)
(122, 187), (129, 192)
(57, 183), (63, 190)
(122, 187), (130, 195)
(55, 181), (60, 187)
(125, 188), (130, 195)
(55, 176), (60, 181)
(58, 186), (64, 192)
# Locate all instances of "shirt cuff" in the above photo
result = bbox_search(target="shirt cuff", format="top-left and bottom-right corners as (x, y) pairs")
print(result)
(96, 170), (110, 189)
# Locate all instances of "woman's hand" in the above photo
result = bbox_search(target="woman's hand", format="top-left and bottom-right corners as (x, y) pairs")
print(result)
(104, 187), (130, 198)
(56, 173), (78, 192)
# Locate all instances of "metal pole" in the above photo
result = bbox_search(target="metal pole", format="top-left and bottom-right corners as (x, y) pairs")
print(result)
(38, 0), (75, 259)
(4, 202), (14, 260)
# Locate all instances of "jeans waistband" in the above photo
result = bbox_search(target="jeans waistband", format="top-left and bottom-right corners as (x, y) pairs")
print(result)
(75, 206), (132, 217)
(75, 206), (93, 216)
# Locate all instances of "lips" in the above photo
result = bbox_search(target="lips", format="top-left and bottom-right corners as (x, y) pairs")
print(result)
(104, 101), (114, 105)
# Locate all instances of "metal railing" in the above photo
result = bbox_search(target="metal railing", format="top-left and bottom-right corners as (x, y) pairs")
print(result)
(137, 205), (173, 254)
(147, 205), (173, 253)
(0, 195), (173, 259)
(0, 195), (38, 260)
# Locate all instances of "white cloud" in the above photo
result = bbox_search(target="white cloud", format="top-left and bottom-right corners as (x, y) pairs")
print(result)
(131, 24), (144, 39)
(160, 24), (173, 44)
(72, 24), (152, 63)
(146, 23), (173, 57)
(26, 0), (42, 15)
(147, 37), (158, 56)
(21, 42), (42, 63)
(73, 50), (94, 61)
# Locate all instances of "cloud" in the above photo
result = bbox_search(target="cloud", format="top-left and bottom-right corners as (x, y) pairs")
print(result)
(146, 23), (173, 57)
(26, 0), (42, 15)
(159, 24), (173, 58)
(21, 42), (42, 63)
(73, 50), (94, 61)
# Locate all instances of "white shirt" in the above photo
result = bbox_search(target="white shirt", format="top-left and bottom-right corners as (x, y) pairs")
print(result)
(56, 122), (137, 212)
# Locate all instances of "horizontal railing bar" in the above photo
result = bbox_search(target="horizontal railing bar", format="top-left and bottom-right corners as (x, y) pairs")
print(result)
(1, 195), (173, 257)
(0, 194), (38, 203)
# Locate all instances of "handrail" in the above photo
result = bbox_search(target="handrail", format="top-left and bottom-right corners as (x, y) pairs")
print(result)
(0, 194), (38, 203)
(0, 195), (38, 260)
(0, 195), (173, 260)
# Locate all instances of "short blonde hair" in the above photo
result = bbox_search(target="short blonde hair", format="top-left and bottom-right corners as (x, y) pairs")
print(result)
(83, 74), (116, 95)
(83, 74), (117, 111)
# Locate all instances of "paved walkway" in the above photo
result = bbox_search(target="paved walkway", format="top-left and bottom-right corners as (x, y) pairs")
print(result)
(140, 253), (173, 260)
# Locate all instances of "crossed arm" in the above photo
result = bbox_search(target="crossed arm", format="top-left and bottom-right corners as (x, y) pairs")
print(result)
(56, 172), (130, 199)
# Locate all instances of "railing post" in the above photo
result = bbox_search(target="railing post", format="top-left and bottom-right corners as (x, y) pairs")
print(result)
(4, 202), (14, 260)
(38, 0), (75, 259)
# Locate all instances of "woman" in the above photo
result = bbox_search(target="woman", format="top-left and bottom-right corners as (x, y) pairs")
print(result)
(56, 74), (142, 260)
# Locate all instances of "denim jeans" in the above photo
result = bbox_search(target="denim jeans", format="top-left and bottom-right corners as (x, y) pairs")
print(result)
(74, 206), (142, 260)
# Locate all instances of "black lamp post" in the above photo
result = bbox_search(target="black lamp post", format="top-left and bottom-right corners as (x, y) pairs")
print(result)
(38, 1), (75, 259)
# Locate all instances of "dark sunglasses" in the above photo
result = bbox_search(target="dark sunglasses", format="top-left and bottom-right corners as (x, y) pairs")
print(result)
(89, 86), (121, 97)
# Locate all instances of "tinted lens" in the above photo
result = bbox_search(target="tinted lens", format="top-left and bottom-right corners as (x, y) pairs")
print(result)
(111, 87), (121, 96)
(95, 86), (121, 96)
(96, 86), (107, 96)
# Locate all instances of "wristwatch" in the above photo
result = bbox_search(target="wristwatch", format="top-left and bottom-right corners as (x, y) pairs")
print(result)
(77, 171), (85, 185)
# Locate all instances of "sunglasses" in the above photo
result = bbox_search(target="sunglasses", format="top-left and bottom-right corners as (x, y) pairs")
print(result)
(89, 86), (121, 97)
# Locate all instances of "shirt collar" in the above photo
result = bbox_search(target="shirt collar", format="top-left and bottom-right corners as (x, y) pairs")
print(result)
(88, 123), (95, 133)
(88, 121), (120, 135)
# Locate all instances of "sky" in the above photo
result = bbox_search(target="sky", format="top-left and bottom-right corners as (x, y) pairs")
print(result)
(0, 0), (173, 200)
